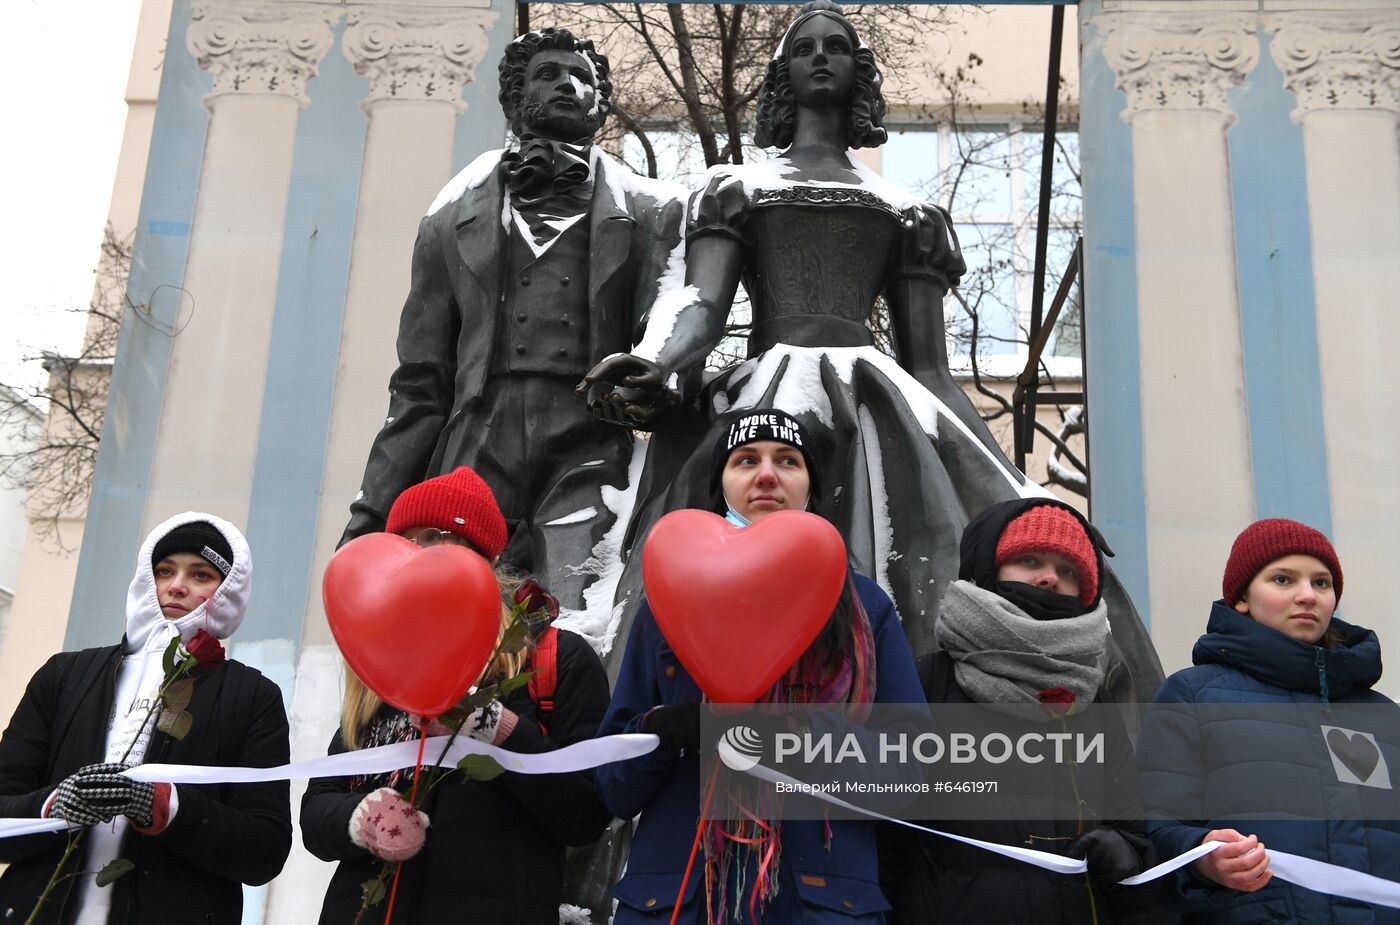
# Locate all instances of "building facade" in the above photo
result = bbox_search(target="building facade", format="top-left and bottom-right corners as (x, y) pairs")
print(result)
(3, 0), (1398, 919)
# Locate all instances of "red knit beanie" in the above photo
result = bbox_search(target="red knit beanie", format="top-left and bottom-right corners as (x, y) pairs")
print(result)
(995, 504), (1098, 606)
(385, 468), (508, 560)
(1222, 518), (1342, 606)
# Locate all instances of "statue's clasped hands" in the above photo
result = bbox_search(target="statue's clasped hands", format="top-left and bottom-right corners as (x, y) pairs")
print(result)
(577, 354), (679, 430)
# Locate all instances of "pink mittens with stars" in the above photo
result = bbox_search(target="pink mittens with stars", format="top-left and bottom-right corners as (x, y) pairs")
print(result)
(349, 787), (430, 862)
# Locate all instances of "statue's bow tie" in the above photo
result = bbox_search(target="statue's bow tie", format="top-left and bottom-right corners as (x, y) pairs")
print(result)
(502, 137), (592, 199)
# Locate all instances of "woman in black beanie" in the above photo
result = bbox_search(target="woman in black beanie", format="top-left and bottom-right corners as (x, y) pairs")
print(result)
(596, 408), (924, 924)
(0, 512), (290, 925)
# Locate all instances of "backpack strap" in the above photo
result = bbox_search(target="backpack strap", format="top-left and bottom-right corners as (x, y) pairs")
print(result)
(527, 626), (560, 733)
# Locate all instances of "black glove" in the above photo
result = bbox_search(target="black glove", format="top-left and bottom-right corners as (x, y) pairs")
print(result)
(1069, 827), (1147, 884)
(50, 763), (156, 827)
(641, 704), (701, 756)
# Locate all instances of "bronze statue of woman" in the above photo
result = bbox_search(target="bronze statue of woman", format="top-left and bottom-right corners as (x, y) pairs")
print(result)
(582, 0), (1162, 704)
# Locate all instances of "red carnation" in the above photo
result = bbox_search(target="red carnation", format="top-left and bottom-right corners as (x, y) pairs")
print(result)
(513, 578), (559, 622)
(1038, 687), (1076, 715)
(182, 629), (226, 670)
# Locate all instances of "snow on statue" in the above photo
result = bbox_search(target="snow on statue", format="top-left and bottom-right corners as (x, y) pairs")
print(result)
(579, 0), (1163, 705)
(342, 28), (686, 624)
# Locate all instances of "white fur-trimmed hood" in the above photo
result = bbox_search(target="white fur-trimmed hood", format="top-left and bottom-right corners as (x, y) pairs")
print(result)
(124, 511), (252, 653)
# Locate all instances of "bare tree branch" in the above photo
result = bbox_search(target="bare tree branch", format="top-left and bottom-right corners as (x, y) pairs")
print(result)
(611, 103), (659, 178)
(0, 225), (129, 548)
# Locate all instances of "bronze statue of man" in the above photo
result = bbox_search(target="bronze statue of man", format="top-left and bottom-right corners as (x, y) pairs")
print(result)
(342, 28), (684, 613)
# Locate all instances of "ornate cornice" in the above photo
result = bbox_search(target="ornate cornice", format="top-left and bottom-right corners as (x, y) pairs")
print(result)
(1268, 12), (1400, 119)
(187, 1), (337, 108)
(1102, 13), (1259, 123)
(343, 9), (498, 110)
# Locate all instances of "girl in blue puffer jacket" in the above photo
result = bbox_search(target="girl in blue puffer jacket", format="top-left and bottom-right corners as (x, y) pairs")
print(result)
(1139, 518), (1400, 924)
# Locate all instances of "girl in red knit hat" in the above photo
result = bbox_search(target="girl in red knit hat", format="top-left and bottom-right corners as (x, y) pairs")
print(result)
(1138, 518), (1400, 924)
(886, 496), (1161, 924)
(302, 467), (612, 924)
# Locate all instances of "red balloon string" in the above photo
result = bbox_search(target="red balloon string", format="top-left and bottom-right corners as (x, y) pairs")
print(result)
(670, 761), (723, 925)
(383, 725), (428, 925)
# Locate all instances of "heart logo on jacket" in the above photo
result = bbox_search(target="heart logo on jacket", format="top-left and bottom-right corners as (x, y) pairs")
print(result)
(1322, 726), (1391, 789)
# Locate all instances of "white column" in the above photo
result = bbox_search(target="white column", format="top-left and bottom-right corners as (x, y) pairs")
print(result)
(1103, 14), (1258, 659)
(265, 9), (496, 923)
(299, 5), (498, 651)
(143, 1), (335, 529)
(1269, 11), (1400, 629)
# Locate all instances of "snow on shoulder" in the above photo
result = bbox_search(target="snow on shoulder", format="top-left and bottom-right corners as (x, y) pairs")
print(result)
(592, 147), (688, 213)
(426, 149), (504, 217)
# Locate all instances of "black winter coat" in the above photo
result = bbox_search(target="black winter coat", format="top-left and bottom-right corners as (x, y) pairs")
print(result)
(883, 651), (1166, 925)
(0, 645), (292, 925)
(303, 628), (612, 925)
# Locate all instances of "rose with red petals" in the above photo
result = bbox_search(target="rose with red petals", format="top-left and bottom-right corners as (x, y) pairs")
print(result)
(1038, 686), (1077, 716)
(180, 629), (226, 670)
(513, 578), (559, 622)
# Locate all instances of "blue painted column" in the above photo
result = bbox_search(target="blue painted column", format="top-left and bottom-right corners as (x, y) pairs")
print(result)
(260, 6), (512, 921)
(1096, 8), (1259, 666)
(143, 3), (338, 532)
(1267, 10), (1400, 630)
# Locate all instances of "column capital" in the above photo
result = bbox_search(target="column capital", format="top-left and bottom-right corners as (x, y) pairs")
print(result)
(343, 8), (499, 111)
(1102, 13), (1260, 123)
(1268, 11), (1400, 119)
(187, 1), (338, 109)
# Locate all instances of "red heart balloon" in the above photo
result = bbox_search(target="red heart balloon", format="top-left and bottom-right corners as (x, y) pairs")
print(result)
(641, 509), (848, 703)
(323, 533), (500, 717)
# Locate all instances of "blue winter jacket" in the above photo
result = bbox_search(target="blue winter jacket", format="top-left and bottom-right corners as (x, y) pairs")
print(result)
(595, 573), (925, 925)
(1138, 602), (1400, 924)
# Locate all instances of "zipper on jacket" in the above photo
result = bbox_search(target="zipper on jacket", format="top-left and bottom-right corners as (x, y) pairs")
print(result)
(1315, 649), (1331, 705)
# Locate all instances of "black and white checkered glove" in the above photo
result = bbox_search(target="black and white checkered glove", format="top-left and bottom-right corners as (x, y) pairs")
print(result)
(47, 763), (156, 827)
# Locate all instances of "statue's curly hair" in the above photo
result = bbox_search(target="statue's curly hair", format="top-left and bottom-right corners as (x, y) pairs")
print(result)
(497, 28), (612, 136)
(753, 2), (887, 151)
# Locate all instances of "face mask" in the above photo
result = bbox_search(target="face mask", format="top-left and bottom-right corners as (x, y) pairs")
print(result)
(725, 506), (751, 528)
(995, 581), (1086, 621)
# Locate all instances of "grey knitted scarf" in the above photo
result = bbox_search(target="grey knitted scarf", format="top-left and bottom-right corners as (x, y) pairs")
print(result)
(935, 580), (1108, 717)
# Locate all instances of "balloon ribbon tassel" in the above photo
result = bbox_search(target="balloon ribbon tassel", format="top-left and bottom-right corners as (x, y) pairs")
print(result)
(670, 761), (722, 925)
(383, 725), (428, 925)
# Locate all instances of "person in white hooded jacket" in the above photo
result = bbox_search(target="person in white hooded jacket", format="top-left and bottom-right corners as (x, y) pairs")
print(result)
(0, 512), (292, 925)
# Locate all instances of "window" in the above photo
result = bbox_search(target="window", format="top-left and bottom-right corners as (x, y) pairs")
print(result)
(883, 123), (1082, 378)
(621, 127), (717, 186)
(619, 127), (771, 369)
(619, 127), (773, 188)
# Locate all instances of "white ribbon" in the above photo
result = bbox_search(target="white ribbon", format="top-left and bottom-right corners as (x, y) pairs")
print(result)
(7, 744), (1400, 911)
(742, 762), (1400, 908)
(0, 732), (657, 840)
(122, 732), (658, 784)
(0, 818), (77, 838)
(1270, 848), (1400, 910)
